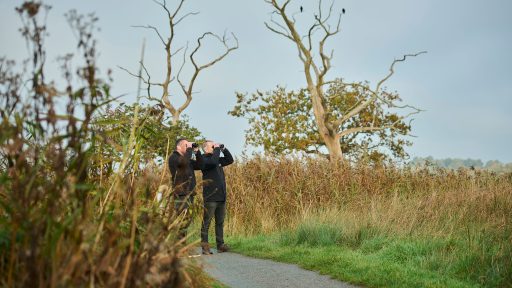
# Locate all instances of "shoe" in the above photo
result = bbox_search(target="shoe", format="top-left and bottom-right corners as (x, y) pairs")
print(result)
(217, 244), (230, 253)
(201, 242), (213, 255)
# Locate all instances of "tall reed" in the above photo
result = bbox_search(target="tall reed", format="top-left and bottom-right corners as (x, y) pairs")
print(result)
(225, 157), (511, 237)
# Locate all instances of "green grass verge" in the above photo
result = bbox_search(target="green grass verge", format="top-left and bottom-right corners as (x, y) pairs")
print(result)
(226, 222), (510, 288)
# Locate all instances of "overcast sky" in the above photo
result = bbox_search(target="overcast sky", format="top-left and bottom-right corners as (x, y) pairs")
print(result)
(1, 0), (511, 162)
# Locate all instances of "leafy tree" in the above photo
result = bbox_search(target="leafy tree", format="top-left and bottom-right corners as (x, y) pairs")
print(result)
(230, 79), (413, 162)
(410, 157), (512, 173)
(90, 103), (204, 178)
(261, 0), (424, 161)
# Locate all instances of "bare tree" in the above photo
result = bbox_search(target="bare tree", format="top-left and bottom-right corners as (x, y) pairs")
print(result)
(264, 0), (425, 161)
(122, 0), (239, 125)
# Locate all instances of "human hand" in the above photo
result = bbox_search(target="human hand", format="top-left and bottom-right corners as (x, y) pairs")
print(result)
(191, 142), (199, 152)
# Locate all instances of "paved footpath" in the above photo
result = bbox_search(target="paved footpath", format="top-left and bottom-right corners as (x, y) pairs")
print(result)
(195, 249), (359, 288)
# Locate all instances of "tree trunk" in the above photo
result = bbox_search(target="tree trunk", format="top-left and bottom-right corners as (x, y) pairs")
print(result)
(323, 134), (343, 161)
(308, 82), (343, 161)
(171, 112), (180, 126)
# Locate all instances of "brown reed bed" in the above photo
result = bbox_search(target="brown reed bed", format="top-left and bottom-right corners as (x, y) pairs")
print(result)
(224, 157), (511, 238)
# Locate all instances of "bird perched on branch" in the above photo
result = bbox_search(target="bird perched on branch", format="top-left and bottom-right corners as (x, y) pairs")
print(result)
(300, 6), (303, 12)
(342, 8), (346, 14)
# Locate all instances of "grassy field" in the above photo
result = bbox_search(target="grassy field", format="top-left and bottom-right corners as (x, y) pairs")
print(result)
(217, 157), (512, 287)
(226, 222), (495, 287)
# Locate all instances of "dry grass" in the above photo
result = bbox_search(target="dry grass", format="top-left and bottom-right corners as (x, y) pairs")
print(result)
(225, 157), (511, 238)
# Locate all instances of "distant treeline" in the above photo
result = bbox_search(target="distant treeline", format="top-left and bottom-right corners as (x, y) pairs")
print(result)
(409, 157), (512, 173)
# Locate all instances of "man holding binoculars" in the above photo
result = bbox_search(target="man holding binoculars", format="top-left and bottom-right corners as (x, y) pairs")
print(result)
(168, 138), (203, 240)
(200, 140), (234, 254)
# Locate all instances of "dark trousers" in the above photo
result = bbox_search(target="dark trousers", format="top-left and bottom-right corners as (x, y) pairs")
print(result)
(173, 195), (194, 240)
(201, 201), (226, 246)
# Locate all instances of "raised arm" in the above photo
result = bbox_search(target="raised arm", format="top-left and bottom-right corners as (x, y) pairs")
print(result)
(169, 149), (193, 178)
(192, 150), (204, 170)
(168, 153), (183, 182)
(219, 148), (234, 167)
(203, 148), (221, 170)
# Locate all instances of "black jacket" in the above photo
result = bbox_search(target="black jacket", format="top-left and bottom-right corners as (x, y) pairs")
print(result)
(168, 148), (203, 196)
(201, 148), (234, 202)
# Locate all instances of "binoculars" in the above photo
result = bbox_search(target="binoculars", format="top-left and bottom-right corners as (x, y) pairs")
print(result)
(190, 142), (224, 149)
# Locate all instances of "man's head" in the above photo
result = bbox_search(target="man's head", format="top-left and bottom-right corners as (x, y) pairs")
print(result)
(202, 140), (214, 154)
(175, 138), (189, 155)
